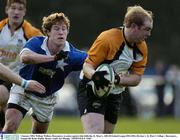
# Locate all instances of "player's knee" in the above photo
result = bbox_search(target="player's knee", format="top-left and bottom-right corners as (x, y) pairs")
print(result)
(84, 124), (104, 133)
(104, 126), (114, 134)
(3, 120), (18, 133)
(85, 128), (104, 133)
(104, 130), (113, 134)
(95, 127), (104, 133)
(32, 128), (47, 134)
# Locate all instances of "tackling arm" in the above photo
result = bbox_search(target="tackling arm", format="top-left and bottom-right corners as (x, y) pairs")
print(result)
(0, 63), (45, 93)
(20, 49), (55, 64)
(0, 63), (22, 85)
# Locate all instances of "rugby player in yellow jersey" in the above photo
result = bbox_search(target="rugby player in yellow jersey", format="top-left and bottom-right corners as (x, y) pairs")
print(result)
(0, 0), (43, 130)
(77, 5), (153, 133)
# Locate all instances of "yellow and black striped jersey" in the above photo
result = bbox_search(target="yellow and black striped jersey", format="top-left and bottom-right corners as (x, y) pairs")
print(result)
(85, 27), (147, 75)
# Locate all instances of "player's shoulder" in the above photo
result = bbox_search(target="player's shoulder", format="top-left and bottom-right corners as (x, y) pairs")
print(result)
(26, 36), (45, 47)
(99, 27), (123, 42)
(101, 27), (122, 35)
(0, 18), (8, 30)
(23, 20), (39, 30)
(68, 42), (87, 57)
(23, 20), (43, 39)
(28, 36), (45, 42)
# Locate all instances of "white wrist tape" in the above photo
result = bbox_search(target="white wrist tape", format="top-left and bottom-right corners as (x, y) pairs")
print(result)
(21, 79), (29, 89)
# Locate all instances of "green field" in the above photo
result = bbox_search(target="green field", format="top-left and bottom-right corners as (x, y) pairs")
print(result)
(17, 116), (180, 134)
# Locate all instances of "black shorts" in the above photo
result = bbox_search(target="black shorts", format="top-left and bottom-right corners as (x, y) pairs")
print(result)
(77, 79), (123, 124)
(0, 79), (12, 91)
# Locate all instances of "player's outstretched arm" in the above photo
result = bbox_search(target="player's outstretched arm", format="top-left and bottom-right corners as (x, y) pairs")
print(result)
(0, 63), (23, 84)
(25, 80), (46, 93)
(20, 49), (55, 64)
(20, 49), (69, 65)
(0, 63), (45, 94)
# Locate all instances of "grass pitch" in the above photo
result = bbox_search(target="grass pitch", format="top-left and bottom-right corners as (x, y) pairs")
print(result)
(17, 116), (180, 134)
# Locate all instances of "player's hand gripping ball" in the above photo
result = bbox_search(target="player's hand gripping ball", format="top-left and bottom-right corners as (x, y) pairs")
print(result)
(91, 64), (115, 98)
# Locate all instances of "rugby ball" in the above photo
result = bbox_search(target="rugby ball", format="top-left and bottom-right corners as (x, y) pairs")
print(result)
(92, 64), (115, 98)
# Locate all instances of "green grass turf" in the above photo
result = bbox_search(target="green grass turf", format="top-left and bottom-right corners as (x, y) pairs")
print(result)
(17, 116), (180, 134)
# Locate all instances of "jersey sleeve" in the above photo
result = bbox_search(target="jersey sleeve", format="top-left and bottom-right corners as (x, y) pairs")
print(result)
(22, 37), (42, 53)
(23, 20), (43, 39)
(0, 19), (7, 31)
(85, 34), (110, 68)
(71, 48), (87, 71)
(131, 42), (148, 75)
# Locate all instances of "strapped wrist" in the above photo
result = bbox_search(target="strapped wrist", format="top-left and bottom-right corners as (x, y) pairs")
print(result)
(21, 79), (29, 89)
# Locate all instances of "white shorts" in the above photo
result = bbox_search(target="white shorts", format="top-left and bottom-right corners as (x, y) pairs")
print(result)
(8, 85), (57, 123)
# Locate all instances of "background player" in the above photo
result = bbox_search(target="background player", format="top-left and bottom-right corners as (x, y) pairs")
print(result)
(0, 0), (43, 130)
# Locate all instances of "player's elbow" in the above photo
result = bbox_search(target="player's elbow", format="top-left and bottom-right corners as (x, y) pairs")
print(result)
(20, 53), (33, 64)
(133, 80), (141, 86)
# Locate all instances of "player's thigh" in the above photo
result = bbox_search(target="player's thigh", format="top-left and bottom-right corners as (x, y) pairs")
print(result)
(78, 81), (106, 133)
(77, 80), (106, 116)
(81, 112), (104, 133)
(0, 85), (9, 107)
(27, 93), (57, 123)
(105, 94), (122, 124)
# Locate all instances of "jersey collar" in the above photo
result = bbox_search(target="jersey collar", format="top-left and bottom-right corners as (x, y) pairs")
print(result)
(41, 37), (70, 55)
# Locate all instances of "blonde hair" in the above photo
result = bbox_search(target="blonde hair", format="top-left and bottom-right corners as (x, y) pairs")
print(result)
(6, 0), (26, 8)
(42, 12), (70, 35)
(123, 5), (153, 28)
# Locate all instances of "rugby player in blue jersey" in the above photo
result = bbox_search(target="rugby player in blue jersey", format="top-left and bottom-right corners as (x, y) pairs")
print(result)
(2, 12), (87, 133)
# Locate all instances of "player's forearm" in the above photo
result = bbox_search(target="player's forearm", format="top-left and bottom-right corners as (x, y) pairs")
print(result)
(20, 51), (55, 64)
(83, 62), (96, 80)
(119, 74), (141, 86)
(0, 63), (22, 85)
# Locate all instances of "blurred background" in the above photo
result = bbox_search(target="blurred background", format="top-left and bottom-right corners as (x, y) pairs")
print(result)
(1, 0), (180, 65)
(1, 0), (180, 133)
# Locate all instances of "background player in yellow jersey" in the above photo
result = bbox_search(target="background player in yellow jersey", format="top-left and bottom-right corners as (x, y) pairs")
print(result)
(0, 0), (43, 130)
(77, 5), (153, 133)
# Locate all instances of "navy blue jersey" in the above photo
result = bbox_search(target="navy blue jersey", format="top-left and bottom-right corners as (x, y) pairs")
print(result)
(19, 36), (87, 97)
